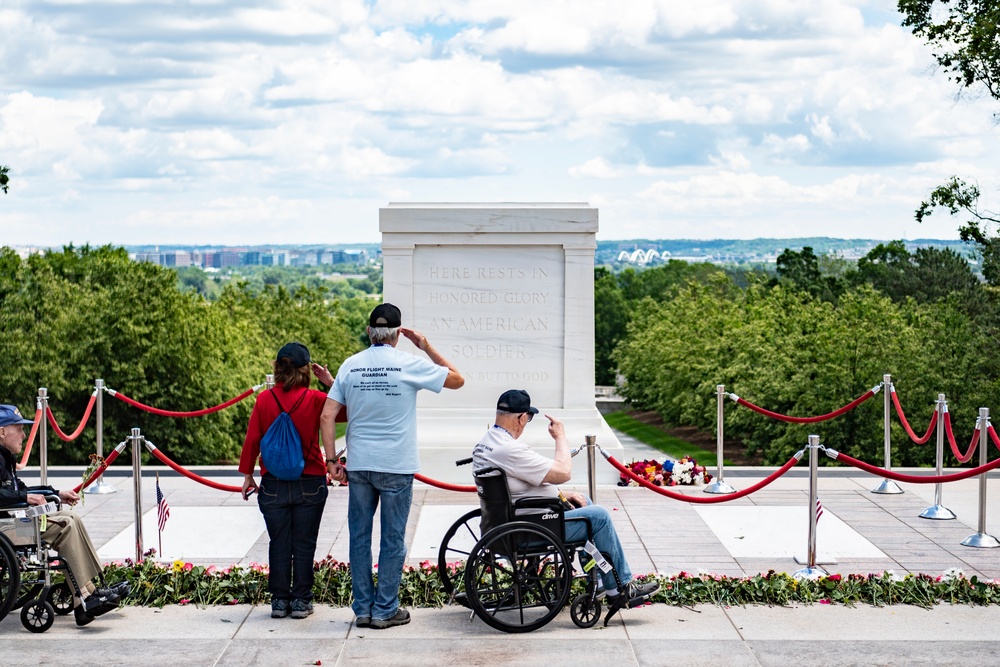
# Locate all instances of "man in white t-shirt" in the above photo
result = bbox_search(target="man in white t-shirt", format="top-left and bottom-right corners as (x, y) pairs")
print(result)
(320, 303), (464, 630)
(472, 389), (659, 616)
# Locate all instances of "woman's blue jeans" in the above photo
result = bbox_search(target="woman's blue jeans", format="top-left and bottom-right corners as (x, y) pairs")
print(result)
(347, 471), (413, 621)
(257, 473), (328, 602)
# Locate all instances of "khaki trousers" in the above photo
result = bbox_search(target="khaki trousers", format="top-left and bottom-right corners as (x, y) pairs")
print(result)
(42, 510), (102, 586)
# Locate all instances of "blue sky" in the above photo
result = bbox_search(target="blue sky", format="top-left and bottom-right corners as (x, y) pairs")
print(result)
(2, 0), (998, 246)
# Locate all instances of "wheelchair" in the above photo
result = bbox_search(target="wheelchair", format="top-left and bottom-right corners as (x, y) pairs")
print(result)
(437, 461), (625, 634)
(0, 493), (80, 633)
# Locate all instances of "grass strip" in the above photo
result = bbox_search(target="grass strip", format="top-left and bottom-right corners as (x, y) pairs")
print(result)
(604, 411), (728, 463)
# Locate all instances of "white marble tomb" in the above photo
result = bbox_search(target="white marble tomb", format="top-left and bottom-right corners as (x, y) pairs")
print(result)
(380, 203), (624, 481)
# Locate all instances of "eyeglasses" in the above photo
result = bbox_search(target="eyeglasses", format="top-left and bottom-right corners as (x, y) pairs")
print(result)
(522, 412), (534, 423)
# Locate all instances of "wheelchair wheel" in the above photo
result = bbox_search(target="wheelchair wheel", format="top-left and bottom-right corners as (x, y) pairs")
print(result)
(21, 598), (55, 633)
(12, 558), (44, 611)
(437, 509), (481, 608)
(0, 537), (18, 622)
(48, 582), (73, 615)
(570, 594), (601, 628)
(463, 521), (572, 633)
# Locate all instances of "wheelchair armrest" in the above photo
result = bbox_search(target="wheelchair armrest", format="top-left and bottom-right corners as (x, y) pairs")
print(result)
(513, 497), (566, 513)
(0, 495), (60, 516)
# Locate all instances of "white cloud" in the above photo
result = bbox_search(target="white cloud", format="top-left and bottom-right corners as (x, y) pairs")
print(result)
(1, 0), (998, 245)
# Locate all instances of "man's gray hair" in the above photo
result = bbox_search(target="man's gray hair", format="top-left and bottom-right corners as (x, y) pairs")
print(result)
(368, 326), (400, 345)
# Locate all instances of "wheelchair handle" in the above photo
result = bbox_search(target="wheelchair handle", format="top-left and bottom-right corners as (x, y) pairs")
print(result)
(455, 457), (473, 467)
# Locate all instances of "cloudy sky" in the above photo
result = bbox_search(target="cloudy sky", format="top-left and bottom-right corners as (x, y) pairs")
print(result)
(2, 0), (998, 246)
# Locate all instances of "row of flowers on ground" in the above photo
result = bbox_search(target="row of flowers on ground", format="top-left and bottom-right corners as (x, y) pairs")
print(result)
(103, 553), (1000, 609)
(618, 456), (713, 487)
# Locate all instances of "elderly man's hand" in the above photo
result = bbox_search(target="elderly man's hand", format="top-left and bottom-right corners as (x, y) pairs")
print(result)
(58, 490), (79, 506)
(545, 414), (565, 440)
(26, 493), (47, 506)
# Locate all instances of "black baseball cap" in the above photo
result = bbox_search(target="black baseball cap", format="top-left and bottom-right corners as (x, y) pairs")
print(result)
(276, 342), (310, 367)
(0, 404), (34, 427)
(497, 389), (538, 415)
(369, 303), (402, 327)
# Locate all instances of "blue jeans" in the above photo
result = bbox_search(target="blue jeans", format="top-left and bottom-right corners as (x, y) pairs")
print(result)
(563, 502), (632, 590)
(257, 474), (328, 602)
(347, 470), (413, 620)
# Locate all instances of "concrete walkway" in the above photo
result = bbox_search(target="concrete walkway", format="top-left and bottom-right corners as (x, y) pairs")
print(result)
(3, 457), (1000, 666)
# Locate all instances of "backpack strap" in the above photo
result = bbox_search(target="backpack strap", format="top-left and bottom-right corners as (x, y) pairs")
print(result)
(269, 389), (287, 414)
(269, 388), (307, 416)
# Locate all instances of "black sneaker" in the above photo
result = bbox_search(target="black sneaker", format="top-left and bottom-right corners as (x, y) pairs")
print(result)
(271, 599), (290, 618)
(93, 587), (121, 604)
(611, 581), (660, 609)
(355, 616), (372, 628)
(371, 608), (410, 629)
(109, 580), (132, 599)
(290, 599), (313, 619)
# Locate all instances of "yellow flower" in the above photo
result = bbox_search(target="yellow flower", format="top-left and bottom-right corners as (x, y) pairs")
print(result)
(172, 560), (184, 573)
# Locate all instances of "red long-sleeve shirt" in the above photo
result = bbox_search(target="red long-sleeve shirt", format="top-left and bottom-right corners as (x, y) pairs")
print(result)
(238, 387), (328, 477)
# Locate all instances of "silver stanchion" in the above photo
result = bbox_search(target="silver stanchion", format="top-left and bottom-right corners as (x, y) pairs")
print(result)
(872, 375), (903, 494)
(131, 427), (144, 562)
(38, 387), (48, 486)
(265, 373), (275, 390)
(920, 394), (956, 520)
(86, 379), (117, 495)
(585, 434), (598, 503)
(704, 384), (736, 494)
(793, 435), (828, 579)
(961, 408), (1000, 548)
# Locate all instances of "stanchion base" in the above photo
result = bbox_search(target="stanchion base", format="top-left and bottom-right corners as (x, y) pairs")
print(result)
(792, 565), (828, 580)
(870, 479), (904, 495)
(703, 480), (737, 495)
(961, 533), (1000, 548)
(85, 480), (118, 495)
(919, 505), (956, 520)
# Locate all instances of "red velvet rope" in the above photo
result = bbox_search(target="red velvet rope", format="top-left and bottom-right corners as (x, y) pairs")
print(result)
(46, 394), (97, 442)
(944, 412), (979, 463)
(414, 473), (476, 492)
(890, 391), (937, 445)
(16, 407), (41, 470)
(147, 446), (243, 492)
(73, 447), (123, 494)
(832, 450), (1000, 483)
(605, 454), (800, 503)
(735, 390), (875, 423)
(112, 388), (255, 417)
(990, 425), (1000, 452)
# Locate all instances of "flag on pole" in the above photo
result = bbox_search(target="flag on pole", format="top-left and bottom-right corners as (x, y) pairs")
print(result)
(816, 498), (824, 523)
(156, 474), (170, 531)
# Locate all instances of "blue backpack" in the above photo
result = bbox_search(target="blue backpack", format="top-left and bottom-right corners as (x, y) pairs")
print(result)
(259, 389), (306, 480)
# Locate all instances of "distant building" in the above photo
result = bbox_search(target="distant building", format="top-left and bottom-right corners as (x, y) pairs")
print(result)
(134, 252), (164, 265)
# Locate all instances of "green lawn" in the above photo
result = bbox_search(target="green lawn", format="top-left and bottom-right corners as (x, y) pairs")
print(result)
(604, 411), (729, 464)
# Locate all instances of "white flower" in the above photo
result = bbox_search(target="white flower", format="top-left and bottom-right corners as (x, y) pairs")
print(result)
(883, 569), (904, 582)
(941, 567), (965, 582)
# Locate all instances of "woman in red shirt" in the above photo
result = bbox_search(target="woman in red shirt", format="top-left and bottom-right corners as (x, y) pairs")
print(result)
(240, 342), (334, 620)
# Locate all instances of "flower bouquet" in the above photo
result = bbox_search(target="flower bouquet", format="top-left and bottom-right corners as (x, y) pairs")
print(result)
(617, 456), (712, 487)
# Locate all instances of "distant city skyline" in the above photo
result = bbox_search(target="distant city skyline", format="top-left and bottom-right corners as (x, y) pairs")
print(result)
(2, 2), (998, 246)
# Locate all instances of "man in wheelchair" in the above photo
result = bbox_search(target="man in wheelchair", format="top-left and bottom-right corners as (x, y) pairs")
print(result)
(472, 390), (659, 618)
(0, 404), (130, 626)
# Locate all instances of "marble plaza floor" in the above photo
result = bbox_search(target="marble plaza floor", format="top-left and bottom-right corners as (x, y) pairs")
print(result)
(4, 446), (1000, 666)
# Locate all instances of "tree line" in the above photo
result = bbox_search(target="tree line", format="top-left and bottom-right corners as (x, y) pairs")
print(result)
(0, 245), (370, 465)
(601, 243), (1000, 466)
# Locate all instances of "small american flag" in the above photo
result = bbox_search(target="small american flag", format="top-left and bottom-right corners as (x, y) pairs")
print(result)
(816, 498), (824, 523)
(156, 475), (170, 532)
